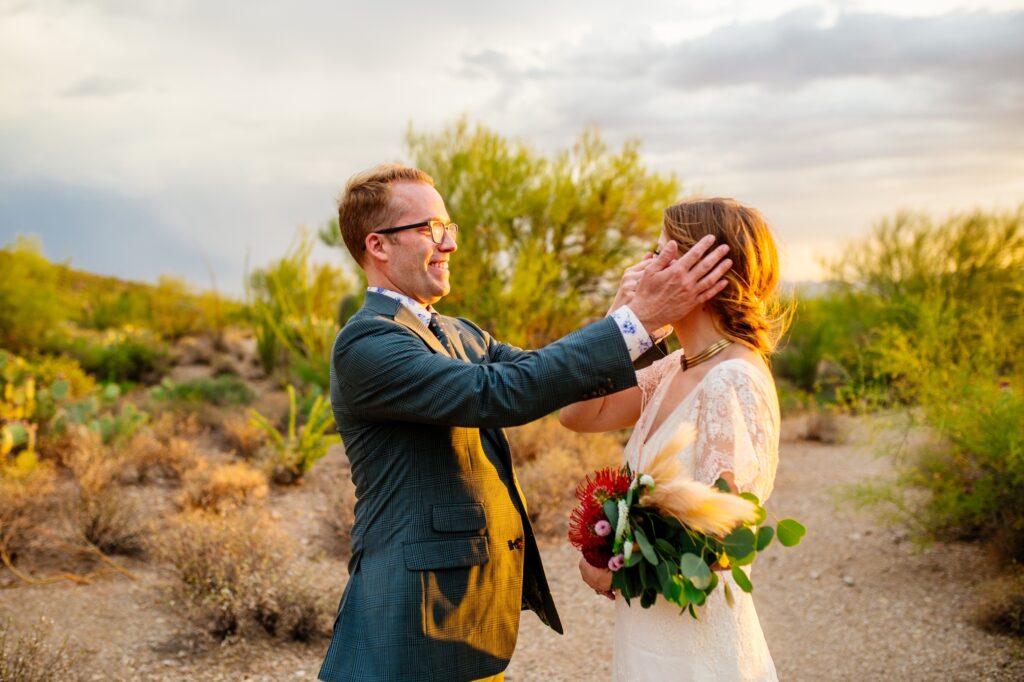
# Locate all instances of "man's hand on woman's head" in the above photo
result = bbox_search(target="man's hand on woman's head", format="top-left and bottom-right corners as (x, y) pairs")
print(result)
(630, 236), (733, 334)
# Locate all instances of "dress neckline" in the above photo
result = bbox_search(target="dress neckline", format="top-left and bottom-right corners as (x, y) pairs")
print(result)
(638, 355), (771, 451)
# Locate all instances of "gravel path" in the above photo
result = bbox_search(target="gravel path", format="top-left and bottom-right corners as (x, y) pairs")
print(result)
(505, 420), (1024, 681)
(3, 418), (1022, 680)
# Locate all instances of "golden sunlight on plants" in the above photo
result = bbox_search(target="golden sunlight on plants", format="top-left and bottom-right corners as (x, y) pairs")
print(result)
(156, 510), (326, 641)
(180, 460), (269, 514)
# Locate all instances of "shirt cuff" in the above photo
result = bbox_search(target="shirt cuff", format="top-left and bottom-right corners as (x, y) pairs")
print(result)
(611, 306), (655, 362)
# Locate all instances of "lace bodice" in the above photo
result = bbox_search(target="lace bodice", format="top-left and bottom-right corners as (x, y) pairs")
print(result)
(613, 350), (780, 681)
(631, 351), (779, 502)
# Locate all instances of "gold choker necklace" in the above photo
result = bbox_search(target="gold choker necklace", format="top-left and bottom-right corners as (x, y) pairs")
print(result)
(681, 339), (732, 371)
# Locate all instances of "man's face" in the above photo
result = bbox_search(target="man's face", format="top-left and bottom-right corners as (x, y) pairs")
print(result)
(380, 182), (457, 306)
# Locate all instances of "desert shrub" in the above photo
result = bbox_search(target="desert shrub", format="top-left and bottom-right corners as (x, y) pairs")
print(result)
(46, 327), (169, 383)
(404, 119), (678, 348)
(221, 413), (267, 459)
(249, 385), (340, 484)
(0, 461), (57, 565)
(157, 510), (325, 640)
(508, 414), (623, 538)
(150, 376), (254, 407)
(0, 237), (69, 354)
(801, 405), (847, 445)
(974, 571), (1024, 636)
(323, 472), (356, 559)
(180, 460), (268, 514)
(247, 233), (353, 387)
(0, 617), (84, 682)
(119, 429), (197, 484)
(65, 430), (144, 555)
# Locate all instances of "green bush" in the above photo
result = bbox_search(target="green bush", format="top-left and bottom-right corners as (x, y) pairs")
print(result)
(0, 237), (69, 354)
(247, 232), (353, 388)
(45, 328), (169, 384)
(834, 204), (1024, 560)
(150, 376), (255, 407)
(249, 385), (340, 484)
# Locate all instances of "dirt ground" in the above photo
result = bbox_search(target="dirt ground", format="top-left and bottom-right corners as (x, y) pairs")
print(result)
(3, 417), (1023, 681)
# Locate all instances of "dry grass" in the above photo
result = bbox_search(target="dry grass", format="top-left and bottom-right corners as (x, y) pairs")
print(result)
(120, 429), (198, 483)
(179, 460), (268, 514)
(974, 571), (1024, 636)
(508, 415), (623, 539)
(66, 430), (144, 556)
(156, 510), (326, 640)
(323, 472), (356, 559)
(0, 465), (58, 565)
(0, 617), (85, 682)
(221, 412), (267, 459)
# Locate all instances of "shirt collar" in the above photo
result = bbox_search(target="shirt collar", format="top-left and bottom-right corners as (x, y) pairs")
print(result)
(367, 287), (434, 327)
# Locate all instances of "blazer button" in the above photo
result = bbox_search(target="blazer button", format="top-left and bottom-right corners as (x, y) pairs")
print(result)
(596, 387), (607, 396)
(508, 538), (524, 550)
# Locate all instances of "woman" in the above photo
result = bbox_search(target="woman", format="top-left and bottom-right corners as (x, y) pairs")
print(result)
(560, 198), (789, 681)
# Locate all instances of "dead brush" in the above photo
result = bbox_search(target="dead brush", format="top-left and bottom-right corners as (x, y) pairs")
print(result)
(179, 459), (268, 514)
(66, 429), (144, 556)
(0, 616), (85, 682)
(322, 472), (356, 559)
(0, 464), (57, 567)
(156, 509), (326, 640)
(508, 414), (623, 539)
(120, 429), (197, 483)
(221, 412), (268, 460)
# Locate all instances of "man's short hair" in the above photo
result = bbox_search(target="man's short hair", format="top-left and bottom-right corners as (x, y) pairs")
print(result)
(337, 164), (435, 265)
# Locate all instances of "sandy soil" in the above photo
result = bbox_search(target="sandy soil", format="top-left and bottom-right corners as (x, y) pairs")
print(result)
(3, 417), (1022, 681)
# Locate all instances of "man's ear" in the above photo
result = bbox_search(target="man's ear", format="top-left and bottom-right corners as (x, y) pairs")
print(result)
(364, 233), (389, 263)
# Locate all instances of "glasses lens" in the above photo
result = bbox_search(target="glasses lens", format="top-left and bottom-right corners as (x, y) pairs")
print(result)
(429, 220), (457, 243)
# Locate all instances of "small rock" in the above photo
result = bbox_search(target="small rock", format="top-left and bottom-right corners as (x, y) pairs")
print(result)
(842, 575), (855, 586)
(810, 571), (821, 580)
(849, 532), (862, 541)
(162, 659), (178, 667)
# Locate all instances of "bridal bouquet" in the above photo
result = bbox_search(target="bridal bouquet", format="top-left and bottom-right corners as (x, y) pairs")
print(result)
(568, 438), (805, 618)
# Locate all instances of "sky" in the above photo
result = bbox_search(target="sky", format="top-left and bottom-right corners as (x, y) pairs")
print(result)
(1, 0), (1022, 294)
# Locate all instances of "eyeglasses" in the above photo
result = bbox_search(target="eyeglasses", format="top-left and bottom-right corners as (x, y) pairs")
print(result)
(374, 218), (458, 245)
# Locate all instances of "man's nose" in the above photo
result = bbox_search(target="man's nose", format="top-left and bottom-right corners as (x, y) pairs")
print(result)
(438, 230), (457, 252)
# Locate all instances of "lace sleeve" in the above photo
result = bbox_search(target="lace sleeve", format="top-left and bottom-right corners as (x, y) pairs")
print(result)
(692, 364), (780, 501)
(636, 350), (681, 408)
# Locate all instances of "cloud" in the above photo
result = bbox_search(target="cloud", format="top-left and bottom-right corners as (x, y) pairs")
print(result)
(62, 76), (139, 98)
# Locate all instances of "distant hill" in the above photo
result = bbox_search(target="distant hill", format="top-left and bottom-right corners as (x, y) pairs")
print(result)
(0, 180), (226, 288)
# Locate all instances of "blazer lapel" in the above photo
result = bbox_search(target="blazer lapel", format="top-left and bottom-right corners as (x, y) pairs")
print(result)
(438, 316), (469, 361)
(393, 302), (451, 358)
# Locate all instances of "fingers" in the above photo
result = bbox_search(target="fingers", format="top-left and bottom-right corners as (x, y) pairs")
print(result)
(673, 234), (716, 270)
(646, 239), (678, 274)
(681, 243), (730, 281)
(697, 278), (729, 304)
(695, 256), (733, 293)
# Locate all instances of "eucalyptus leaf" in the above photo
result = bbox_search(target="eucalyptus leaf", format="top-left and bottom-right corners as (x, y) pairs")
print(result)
(603, 500), (619, 531)
(679, 553), (712, 590)
(714, 477), (731, 493)
(634, 527), (658, 566)
(625, 550), (643, 568)
(688, 603), (698, 620)
(655, 538), (677, 559)
(641, 589), (656, 609)
(723, 526), (756, 562)
(777, 519), (807, 546)
(731, 565), (753, 593)
(756, 526), (775, 552)
(707, 571), (719, 593)
(683, 579), (706, 606)
(724, 580), (735, 608)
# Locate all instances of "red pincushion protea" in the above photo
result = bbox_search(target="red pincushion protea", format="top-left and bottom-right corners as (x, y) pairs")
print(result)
(568, 466), (632, 567)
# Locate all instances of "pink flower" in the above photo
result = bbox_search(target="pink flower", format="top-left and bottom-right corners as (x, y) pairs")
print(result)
(608, 554), (625, 571)
(594, 520), (612, 537)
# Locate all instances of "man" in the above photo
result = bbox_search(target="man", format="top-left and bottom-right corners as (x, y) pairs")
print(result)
(319, 164), (731, 682)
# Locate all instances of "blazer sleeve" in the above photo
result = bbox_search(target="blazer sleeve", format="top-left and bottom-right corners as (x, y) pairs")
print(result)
(334, 315), (638, 428)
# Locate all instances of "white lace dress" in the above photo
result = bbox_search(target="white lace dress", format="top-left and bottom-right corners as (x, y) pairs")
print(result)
(613, 352), (780, 682)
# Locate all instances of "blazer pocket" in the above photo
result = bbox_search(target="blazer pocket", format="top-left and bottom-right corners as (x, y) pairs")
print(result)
(403, 536), (490, 571)
(431, 503), (486, 533)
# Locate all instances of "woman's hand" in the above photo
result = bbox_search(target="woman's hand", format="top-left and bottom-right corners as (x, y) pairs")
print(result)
(607, 254), (656, 314)
(579, 557), (615, 600)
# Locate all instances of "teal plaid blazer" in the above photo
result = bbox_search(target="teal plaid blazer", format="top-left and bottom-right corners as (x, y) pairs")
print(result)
(318, 292), (647, 682)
